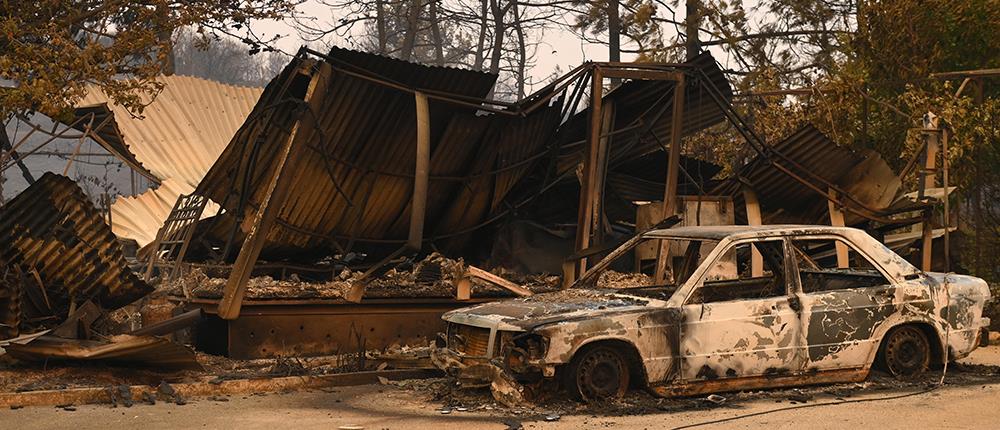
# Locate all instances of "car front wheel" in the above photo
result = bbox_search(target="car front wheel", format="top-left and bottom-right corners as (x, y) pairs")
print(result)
(881, 325), (931, 377)
(564, 345), (630, 401)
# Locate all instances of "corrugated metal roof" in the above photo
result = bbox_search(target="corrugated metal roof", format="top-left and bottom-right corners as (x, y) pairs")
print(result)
(195, 47), (569, 258)
(554, 52), (733, 175)
(716, 125), (901, 224)
(75, 75), (264, 188)
(0, 173), (152, 316)
(68, 75), (263, 246)
(109, 178), (220, 247)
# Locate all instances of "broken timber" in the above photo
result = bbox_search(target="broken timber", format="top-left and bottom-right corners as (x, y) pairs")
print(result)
(570, 67), (688, 285)
(462, 266), (533, 298)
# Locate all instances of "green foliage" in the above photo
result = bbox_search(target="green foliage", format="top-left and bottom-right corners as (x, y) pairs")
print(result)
(0, 0), (296, 119)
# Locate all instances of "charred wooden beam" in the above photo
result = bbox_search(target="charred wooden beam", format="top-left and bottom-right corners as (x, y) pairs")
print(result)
(463, 265), (533, 297)
(218, 63), (329, 320)
(654, 74), (686, 283)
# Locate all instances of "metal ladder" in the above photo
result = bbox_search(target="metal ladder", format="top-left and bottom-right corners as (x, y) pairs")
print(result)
(143, 193), (208, 282)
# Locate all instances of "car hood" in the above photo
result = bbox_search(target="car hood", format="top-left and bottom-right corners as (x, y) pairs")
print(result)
(442, 288), (665, 331)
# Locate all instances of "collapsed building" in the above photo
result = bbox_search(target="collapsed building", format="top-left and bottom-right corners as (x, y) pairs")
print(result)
(0, 46), (952, 368)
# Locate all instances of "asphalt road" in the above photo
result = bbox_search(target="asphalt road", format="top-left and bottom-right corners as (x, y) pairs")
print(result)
(5, 346), (1000, 430)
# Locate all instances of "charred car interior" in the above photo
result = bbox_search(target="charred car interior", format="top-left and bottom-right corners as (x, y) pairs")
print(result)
(432, 225), (992, 403)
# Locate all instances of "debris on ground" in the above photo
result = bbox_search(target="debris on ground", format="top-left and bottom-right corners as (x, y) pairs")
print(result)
(160, 253), (561, 302)
(597, 270), (655, 289)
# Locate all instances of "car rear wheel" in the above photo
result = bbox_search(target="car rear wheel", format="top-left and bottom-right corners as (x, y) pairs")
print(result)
(564, 345), (630, 401)
(881, 325), (931, 377)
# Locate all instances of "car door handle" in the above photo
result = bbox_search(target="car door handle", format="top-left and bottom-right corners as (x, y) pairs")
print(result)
(788, 296), (802, 312)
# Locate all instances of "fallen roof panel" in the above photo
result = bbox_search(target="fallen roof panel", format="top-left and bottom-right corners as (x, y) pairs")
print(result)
(0, 173), (152, 316)
(4, 334), (202, 370)
(74, 75), (264, 188)
(194, 47), (566, 257)
(67, 75), (264, 246)
(716, 125), (901, 224)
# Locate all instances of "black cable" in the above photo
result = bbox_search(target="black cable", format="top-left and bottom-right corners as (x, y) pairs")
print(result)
(669, 385), (940, 430)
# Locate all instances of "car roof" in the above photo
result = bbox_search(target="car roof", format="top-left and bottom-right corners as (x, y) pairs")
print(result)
(642, 225), (863, 241)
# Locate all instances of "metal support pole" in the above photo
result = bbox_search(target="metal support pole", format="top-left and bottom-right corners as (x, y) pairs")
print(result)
(347, 91), (431, 303)
(942, 127), (950, 272)
(920, 113), (940, 272)
(408, 91), (431, 250)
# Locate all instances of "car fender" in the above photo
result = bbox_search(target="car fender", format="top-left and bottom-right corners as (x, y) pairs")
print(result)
(863, 313), (943, 366)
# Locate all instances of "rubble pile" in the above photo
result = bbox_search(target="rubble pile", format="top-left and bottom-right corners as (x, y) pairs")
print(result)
(596, 270), (655, 289)
(161, 253), (561, 301)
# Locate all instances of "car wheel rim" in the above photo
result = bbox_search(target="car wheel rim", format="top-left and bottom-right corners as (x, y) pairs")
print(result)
(577, 349), (626, 400)
(885, 327), (929, 377)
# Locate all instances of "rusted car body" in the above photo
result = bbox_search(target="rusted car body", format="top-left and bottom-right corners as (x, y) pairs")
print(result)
(432, 225), (991, 401)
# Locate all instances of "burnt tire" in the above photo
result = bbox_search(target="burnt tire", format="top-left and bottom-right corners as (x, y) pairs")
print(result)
(880, 325), (931, 377)
(563, 345), (630, 402)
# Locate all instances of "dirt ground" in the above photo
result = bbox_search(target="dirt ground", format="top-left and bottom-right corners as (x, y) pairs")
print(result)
(5, 345), (1000, 429)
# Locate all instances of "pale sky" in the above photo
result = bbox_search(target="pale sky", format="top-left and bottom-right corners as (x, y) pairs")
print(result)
(251, 0), (647, 94)
(249, 1), (751, 95)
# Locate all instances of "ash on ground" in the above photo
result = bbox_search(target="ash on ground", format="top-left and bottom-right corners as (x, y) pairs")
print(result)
(160, 253), (561, 301)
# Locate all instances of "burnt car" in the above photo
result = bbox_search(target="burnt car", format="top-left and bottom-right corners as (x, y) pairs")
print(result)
(432, 225), (991, 401)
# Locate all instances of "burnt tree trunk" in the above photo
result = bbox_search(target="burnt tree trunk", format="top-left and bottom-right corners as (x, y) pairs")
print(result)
(512, 0), (526, 99)
(400, 0), (423, 61)
(376, 0), (388, 54)
(685, 0), (702, 60)
(429, 0), (445, 65)
(608, 0), (621, 87)
(488, 0), (506, 75)
(474, 0), (488, 70)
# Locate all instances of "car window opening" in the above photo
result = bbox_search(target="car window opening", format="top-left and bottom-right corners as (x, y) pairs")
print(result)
(589, 238), (721, 299)
(689, 240), (788, 304)
(792, 238), (890, 293)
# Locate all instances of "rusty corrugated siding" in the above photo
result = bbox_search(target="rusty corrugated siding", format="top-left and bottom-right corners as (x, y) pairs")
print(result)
(716, 125), (900, 224)
(4, 334), (202, 370)
(555, 52), (734, 175)
(0, 173), (152, 315)
(195, 47), (564, 257)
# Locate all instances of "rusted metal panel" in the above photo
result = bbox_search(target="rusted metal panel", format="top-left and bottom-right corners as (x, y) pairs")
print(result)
(0, 173), (152, 318)
(185, 297), (491, 359)
(4, 334), (201, 370)
(717, 125), (902, 225)
(194, 47), (562, 261)
(555, 52), (733, 175)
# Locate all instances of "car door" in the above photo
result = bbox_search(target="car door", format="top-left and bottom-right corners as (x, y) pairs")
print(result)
(678, 238), (807, 382)
(789, 235), (898, 371)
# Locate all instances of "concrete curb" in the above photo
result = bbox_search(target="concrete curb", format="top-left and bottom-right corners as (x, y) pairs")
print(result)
(0, 368), (442, 408)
